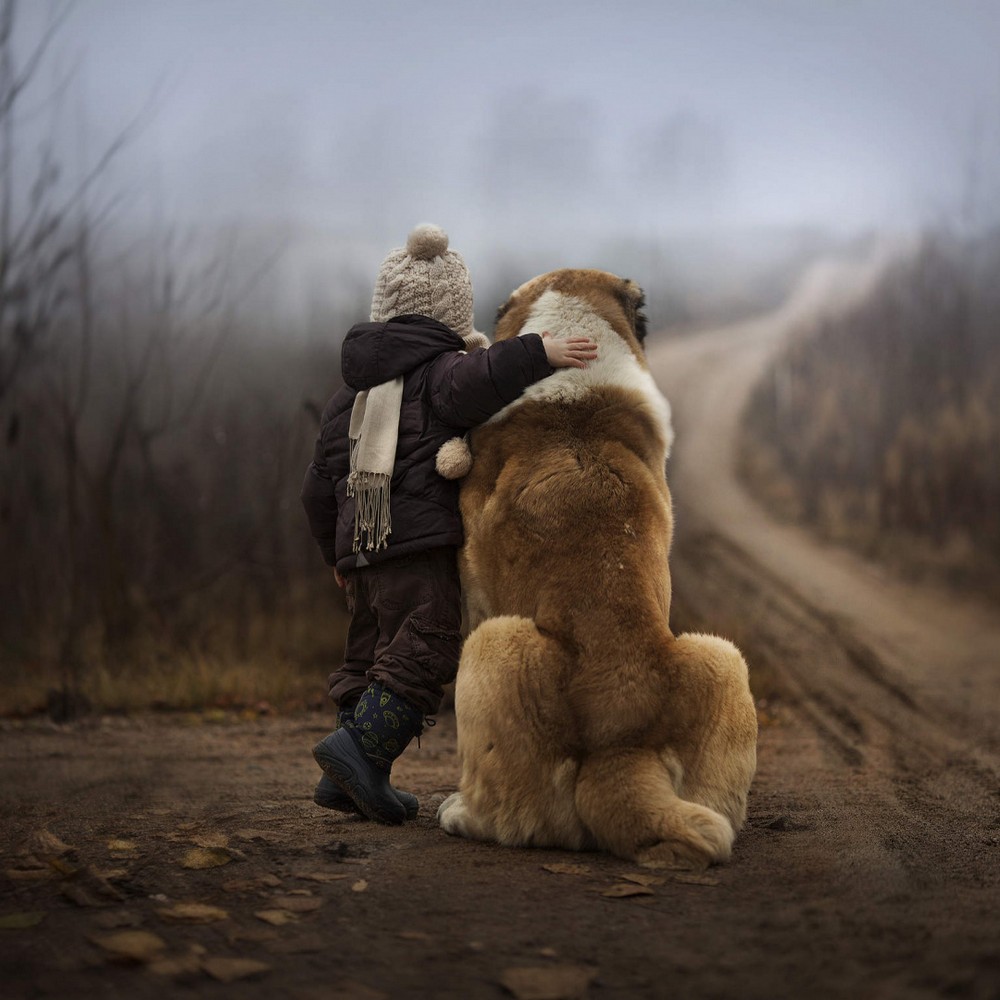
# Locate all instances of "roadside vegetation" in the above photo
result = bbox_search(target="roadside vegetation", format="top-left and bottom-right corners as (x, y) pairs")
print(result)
(741, 230), (1000, 602)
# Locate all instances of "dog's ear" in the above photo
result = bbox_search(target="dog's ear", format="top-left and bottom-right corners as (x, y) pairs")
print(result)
(495, 298), (513, 326)
(617, 279), (648, 346)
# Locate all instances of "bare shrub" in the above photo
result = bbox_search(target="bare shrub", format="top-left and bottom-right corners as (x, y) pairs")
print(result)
(743, 231), (1000, 598)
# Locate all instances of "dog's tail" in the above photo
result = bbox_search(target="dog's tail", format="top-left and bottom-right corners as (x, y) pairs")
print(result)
(573, 630), (756, 869)
(574, 746), (736, 869)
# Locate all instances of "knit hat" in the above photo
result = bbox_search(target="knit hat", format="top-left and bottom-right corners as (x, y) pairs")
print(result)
(370, 224), (488, 350)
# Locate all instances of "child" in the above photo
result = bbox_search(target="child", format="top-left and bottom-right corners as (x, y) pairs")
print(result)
(302, 223), (598, 824)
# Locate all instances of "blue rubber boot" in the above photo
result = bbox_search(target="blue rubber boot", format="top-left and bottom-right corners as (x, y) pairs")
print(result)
(312, 683), (423, 825)
(313, 707), (419, 818)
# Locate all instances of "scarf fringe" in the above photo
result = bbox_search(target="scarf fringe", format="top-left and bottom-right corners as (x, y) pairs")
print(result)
(347, 462), (392, 553)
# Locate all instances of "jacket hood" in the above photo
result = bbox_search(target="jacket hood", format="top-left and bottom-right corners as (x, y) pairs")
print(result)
(341, 314), (464, 390)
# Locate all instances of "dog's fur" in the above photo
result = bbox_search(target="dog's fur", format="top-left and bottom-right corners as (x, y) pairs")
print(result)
(437, 269), (757, 868)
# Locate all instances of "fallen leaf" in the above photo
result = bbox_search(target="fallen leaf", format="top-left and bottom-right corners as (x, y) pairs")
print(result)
(291, 870), (348, 883)
(540, 863), (591, 876)
(397, 930), (432, 942)
(89, 930), (167, 963)
(94, 868), (128, 881)
(106, 839), (138, 853)
(269, 895), (322, 913)
(351, 879), (368, 893)
(60, 867), (125, 906)
(665, 872), (719, 887)
(23, 829), (74, 858)
(0, 911), (46, 929)
(537, 947), (558, 958)
(600, 883), (655, 898)
(4, 867), (52, 881)
(259, 873), (282, 887)
(500, 963), (598, 1000)
(180, 847), (233, 870)
(157, 902), (229, 924)
(47, 857), (79, 877)
(201, 956), (271, 983)
(619, 873), (667, 887)
(191, 832), (229, 849)
(638, 858), (709, 874)
(254, 909), (299, 926)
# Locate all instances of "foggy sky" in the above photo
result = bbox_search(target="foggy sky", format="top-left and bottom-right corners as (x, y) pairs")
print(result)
(14, 0), (1000, 315)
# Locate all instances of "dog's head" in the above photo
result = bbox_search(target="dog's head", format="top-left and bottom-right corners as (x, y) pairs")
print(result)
(494, 269), (648, 364)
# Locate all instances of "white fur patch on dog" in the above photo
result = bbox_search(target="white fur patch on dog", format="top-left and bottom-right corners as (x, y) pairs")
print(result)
(489, 290), (674, 456)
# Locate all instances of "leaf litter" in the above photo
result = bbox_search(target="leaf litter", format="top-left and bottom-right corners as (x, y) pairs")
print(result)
(255, 909), (300, 926)
(89, 929), (168, 963)
(179, 846), (237, 870)
(157, 902), (230, 924)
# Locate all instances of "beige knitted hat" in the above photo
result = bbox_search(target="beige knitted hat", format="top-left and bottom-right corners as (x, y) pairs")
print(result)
(370, 224), (488, 349)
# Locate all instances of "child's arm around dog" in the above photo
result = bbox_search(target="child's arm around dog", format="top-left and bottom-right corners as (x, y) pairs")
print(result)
(427, 331), (597, 429)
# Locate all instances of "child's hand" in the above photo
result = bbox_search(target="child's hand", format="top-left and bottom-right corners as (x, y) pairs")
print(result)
(541, 331), (599, 369)
(333, 568), (346, 589)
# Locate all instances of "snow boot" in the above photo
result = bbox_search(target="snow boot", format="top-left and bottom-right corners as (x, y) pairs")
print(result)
(312, 683), (423, 825)
(313, 707), (419, 818)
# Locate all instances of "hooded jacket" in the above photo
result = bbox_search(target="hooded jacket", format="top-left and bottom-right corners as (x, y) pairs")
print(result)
(301, 314), (553, 572)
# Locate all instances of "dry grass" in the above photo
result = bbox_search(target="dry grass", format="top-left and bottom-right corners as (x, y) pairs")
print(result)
(0, 590), (350, 718)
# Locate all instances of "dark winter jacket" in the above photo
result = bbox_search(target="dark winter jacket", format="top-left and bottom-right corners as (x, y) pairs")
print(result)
(301, 314), (553, 572)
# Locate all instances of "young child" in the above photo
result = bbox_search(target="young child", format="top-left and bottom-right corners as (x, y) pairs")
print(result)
(302, 223), (597, 824)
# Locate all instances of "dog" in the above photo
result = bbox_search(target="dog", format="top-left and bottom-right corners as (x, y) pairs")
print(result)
(436, 268), (757, 869)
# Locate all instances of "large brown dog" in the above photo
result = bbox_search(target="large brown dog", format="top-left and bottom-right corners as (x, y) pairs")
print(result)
(436, 269), (757, 868)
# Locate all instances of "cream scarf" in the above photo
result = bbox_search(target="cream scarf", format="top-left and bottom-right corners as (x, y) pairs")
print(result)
(347, 329), (490, 553)
(347, 377), (404, 552)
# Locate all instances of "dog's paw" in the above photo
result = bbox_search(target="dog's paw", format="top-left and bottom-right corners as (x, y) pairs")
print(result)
(437, 791), (466, 833)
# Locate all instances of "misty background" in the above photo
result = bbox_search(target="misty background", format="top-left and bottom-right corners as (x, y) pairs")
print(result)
(2, 0), (998, 714)
(16, 0), (1000, 321)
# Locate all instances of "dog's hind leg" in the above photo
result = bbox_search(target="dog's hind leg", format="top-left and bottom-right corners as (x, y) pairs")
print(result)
(668, 633), (758, 835)
(444, 615), (590, 850)
(574, 747), (735, 869)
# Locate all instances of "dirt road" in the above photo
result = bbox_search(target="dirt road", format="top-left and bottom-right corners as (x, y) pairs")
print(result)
(3, 256), (999, 999)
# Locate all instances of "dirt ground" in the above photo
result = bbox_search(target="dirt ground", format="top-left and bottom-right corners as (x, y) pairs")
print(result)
(2, 254), (999, 999)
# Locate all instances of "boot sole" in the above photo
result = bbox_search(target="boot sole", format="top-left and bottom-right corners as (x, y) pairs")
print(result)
(313, 730), (407, 825)
(314, 776), (420, 819)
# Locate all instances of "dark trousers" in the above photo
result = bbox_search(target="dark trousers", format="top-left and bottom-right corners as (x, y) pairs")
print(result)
(327, 547), (463, 717)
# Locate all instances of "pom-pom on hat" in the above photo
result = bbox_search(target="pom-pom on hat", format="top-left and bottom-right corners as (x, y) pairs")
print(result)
(370, 223), (478, 342)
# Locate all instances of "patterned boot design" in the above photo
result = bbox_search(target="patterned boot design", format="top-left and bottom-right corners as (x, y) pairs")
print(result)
(352, 683), (423, 772)
(312, 683), (423, 825)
